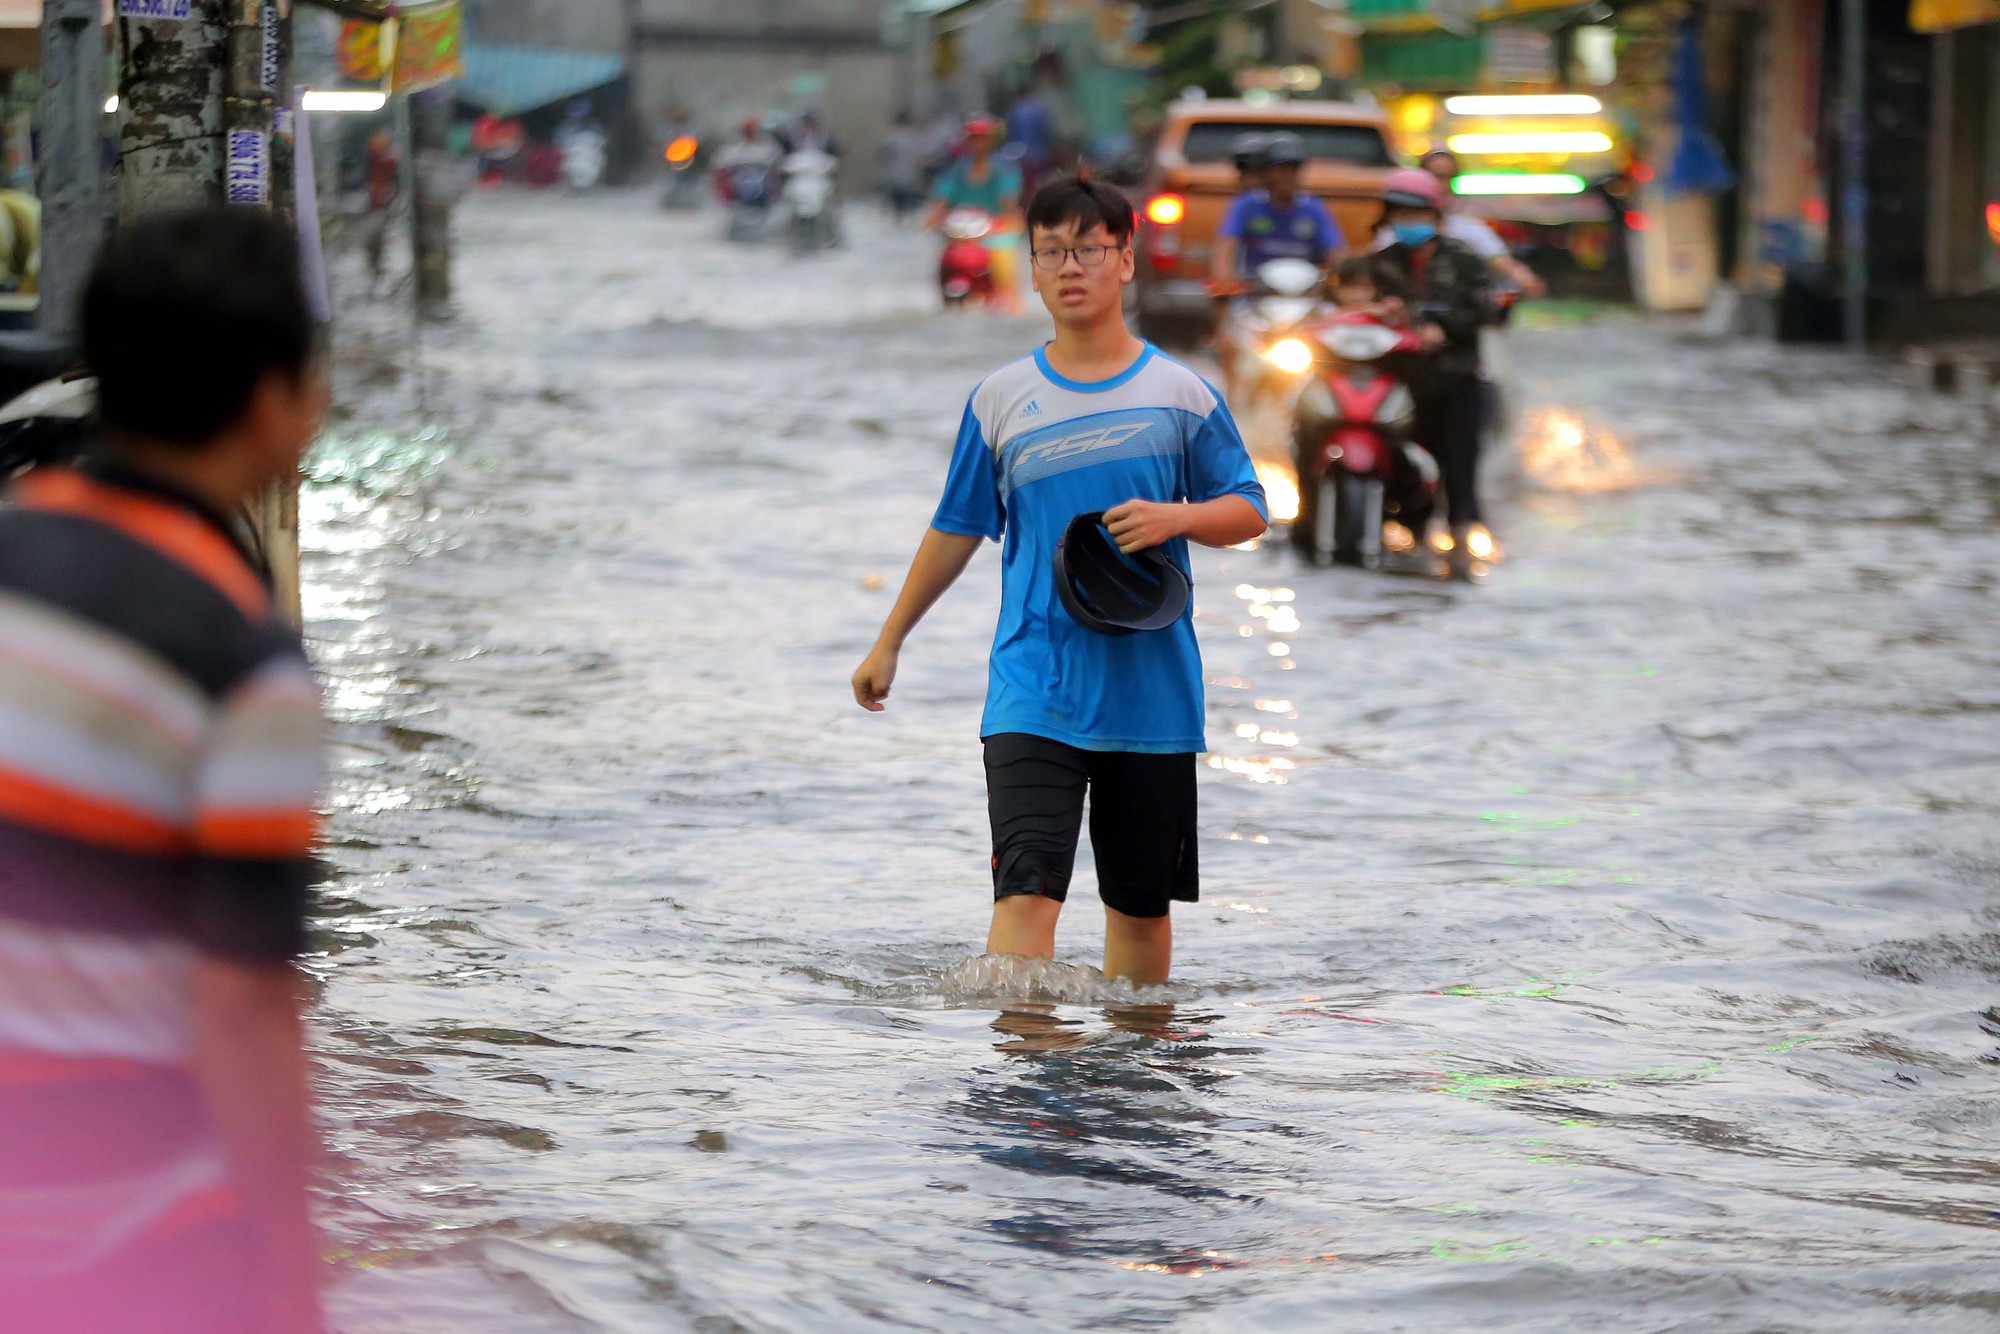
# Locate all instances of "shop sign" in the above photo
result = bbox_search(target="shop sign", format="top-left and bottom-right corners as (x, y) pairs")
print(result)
(1484, 24), (1554, 83)
(1910, 0), (2000, 31)
(336, 0), (464, 93)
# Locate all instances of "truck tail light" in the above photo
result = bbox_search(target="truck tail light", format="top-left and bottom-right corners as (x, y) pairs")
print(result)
(1143, 193), (1185, 273)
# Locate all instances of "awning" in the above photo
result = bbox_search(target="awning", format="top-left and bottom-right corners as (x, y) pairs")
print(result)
(1348, 0), (1589, 34)
(455, 44), (625, 118)
(1910, 0), (2000, 31)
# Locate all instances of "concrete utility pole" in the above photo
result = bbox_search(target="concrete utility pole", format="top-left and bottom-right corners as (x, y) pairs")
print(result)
(1838, 0), (1867, 349)
(36, 0), (107, 339)
(115, 0), (302, 623)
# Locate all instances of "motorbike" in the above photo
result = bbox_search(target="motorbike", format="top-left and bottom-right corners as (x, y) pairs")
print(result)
(659, 134), (704, 210)
(1289, 313), (1438, 570)
(1223, 259), (1331, 451)
(780, 148), (840, 255)
(718, 160), (779, 242)
(0, 333), (92, 479)
(558, 125), (607, 192)
(938, 207), (996, 307)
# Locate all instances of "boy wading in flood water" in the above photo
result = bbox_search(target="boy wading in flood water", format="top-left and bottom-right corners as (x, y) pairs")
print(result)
(852, 177), (1267, 986)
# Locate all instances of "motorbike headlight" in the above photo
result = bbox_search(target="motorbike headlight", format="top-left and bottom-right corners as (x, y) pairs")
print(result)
(1263, 337), (1314, 376)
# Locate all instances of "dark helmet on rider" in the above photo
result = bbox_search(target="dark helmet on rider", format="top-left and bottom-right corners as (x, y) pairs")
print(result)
(1053, 513), (1192, 637)
(1382, 166), (1446, 211)
(1231, 132), (1271, 173)
(1263, 132), (1307, 168)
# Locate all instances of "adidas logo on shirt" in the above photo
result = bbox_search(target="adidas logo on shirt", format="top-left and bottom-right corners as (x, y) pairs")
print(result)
(1020, 399), (1043, 418)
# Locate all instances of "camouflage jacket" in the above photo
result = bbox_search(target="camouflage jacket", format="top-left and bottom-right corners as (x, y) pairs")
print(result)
(1366, 236), (1493, 381)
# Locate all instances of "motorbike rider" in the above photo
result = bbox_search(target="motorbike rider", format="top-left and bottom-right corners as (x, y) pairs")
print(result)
(928, 116), (1024, 312)
(1365, 167), (1492, 564)
(781, 111), (843, 159)
(1380, 148), (1547, 299)
(714, 116), (784, 210)
(1211, 131), (1345, 287)
(1212, 132), (1344, 402)
(554, 100), (608, 191)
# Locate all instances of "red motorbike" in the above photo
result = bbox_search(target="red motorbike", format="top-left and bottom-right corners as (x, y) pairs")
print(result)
(1290, 314), (1438, 569)
(939, 207), (996, 307)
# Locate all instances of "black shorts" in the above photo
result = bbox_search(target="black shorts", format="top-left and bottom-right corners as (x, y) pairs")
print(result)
(983, 732), (1199, 920)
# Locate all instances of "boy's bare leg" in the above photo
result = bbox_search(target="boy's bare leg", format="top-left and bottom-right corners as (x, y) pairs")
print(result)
(987, 894), (1062, 957)
(1103, 908), (1171, 986)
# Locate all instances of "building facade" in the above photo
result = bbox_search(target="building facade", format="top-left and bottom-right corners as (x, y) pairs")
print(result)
(461, 0), (903, 187)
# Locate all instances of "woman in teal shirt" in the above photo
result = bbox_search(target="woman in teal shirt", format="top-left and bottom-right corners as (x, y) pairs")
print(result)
(926, 116), (1024, 310)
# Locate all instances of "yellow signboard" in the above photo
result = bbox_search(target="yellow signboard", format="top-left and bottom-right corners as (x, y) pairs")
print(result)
(1911, 0), (2000, 31)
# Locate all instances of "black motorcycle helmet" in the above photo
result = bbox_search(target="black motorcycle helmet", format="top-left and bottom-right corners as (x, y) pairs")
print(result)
(1230, 132), (1271, 174)
(1263, 131), (1307, 168)
(1053, 513), (1191, 636)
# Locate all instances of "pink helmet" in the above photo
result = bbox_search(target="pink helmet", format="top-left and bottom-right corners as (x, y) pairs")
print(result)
(1382, 167), (1445, 211)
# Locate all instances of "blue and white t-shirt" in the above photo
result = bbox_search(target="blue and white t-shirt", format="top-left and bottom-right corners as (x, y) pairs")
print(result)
(932, 343), (1266, 754)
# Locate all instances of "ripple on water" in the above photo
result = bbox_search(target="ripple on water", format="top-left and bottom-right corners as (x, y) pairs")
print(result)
(935, 954), (1193, 1008)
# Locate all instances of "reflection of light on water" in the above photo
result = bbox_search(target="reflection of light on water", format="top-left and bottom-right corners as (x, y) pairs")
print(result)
(1233, 723), (1296, 745)
(1248, 603), (1301, 634)
(1255, 461), (1301, 524)
(1268, 643), (1291, 657)
(1518, 407), (1642, 493)
(1383, 520), (1415, 552)
(1208, 754), (1295, 784)
(1254, 698), (1294, 714)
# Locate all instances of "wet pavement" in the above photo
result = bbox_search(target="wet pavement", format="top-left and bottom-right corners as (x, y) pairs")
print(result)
(311, 190), (2000, 1332)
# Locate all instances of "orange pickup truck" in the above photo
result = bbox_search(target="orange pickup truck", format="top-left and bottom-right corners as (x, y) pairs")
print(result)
(1132, 100), (1398, 344)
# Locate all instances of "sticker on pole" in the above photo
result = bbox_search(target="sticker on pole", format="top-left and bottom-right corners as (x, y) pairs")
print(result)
(226, 130), (270, 206)
(261, 5), (283, 94)
(117, 0), (193, 19)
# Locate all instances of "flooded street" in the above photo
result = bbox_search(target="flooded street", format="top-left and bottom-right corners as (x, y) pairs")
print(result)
(311, 190), (2000, 1332)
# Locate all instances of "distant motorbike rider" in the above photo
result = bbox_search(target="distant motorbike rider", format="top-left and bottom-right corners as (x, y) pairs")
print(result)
(928, 116), (1024, 312)
(1211, 132), (1345, 285)
(781, 111), (842, 159)
(715, 117), (783, 208)
(554, 100), (608, 191)
(1364, 167), (1492, 558)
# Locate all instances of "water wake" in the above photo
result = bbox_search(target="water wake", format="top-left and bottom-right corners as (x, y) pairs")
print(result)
(935, 953), (1192, 1008)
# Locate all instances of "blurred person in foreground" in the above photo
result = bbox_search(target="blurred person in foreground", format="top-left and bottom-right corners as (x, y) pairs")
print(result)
(0, 209), (328, 1332)
(853, 177), (1266, 986)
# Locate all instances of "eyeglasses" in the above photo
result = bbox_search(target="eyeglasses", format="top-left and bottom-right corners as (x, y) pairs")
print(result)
(1030, 243), (1121, 270)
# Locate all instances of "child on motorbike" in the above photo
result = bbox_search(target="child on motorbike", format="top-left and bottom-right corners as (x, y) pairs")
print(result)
(1332, 255), (1407, 325)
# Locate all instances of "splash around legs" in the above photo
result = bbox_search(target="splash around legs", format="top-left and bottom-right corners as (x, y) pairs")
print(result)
(985, 896), (1173, 988)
